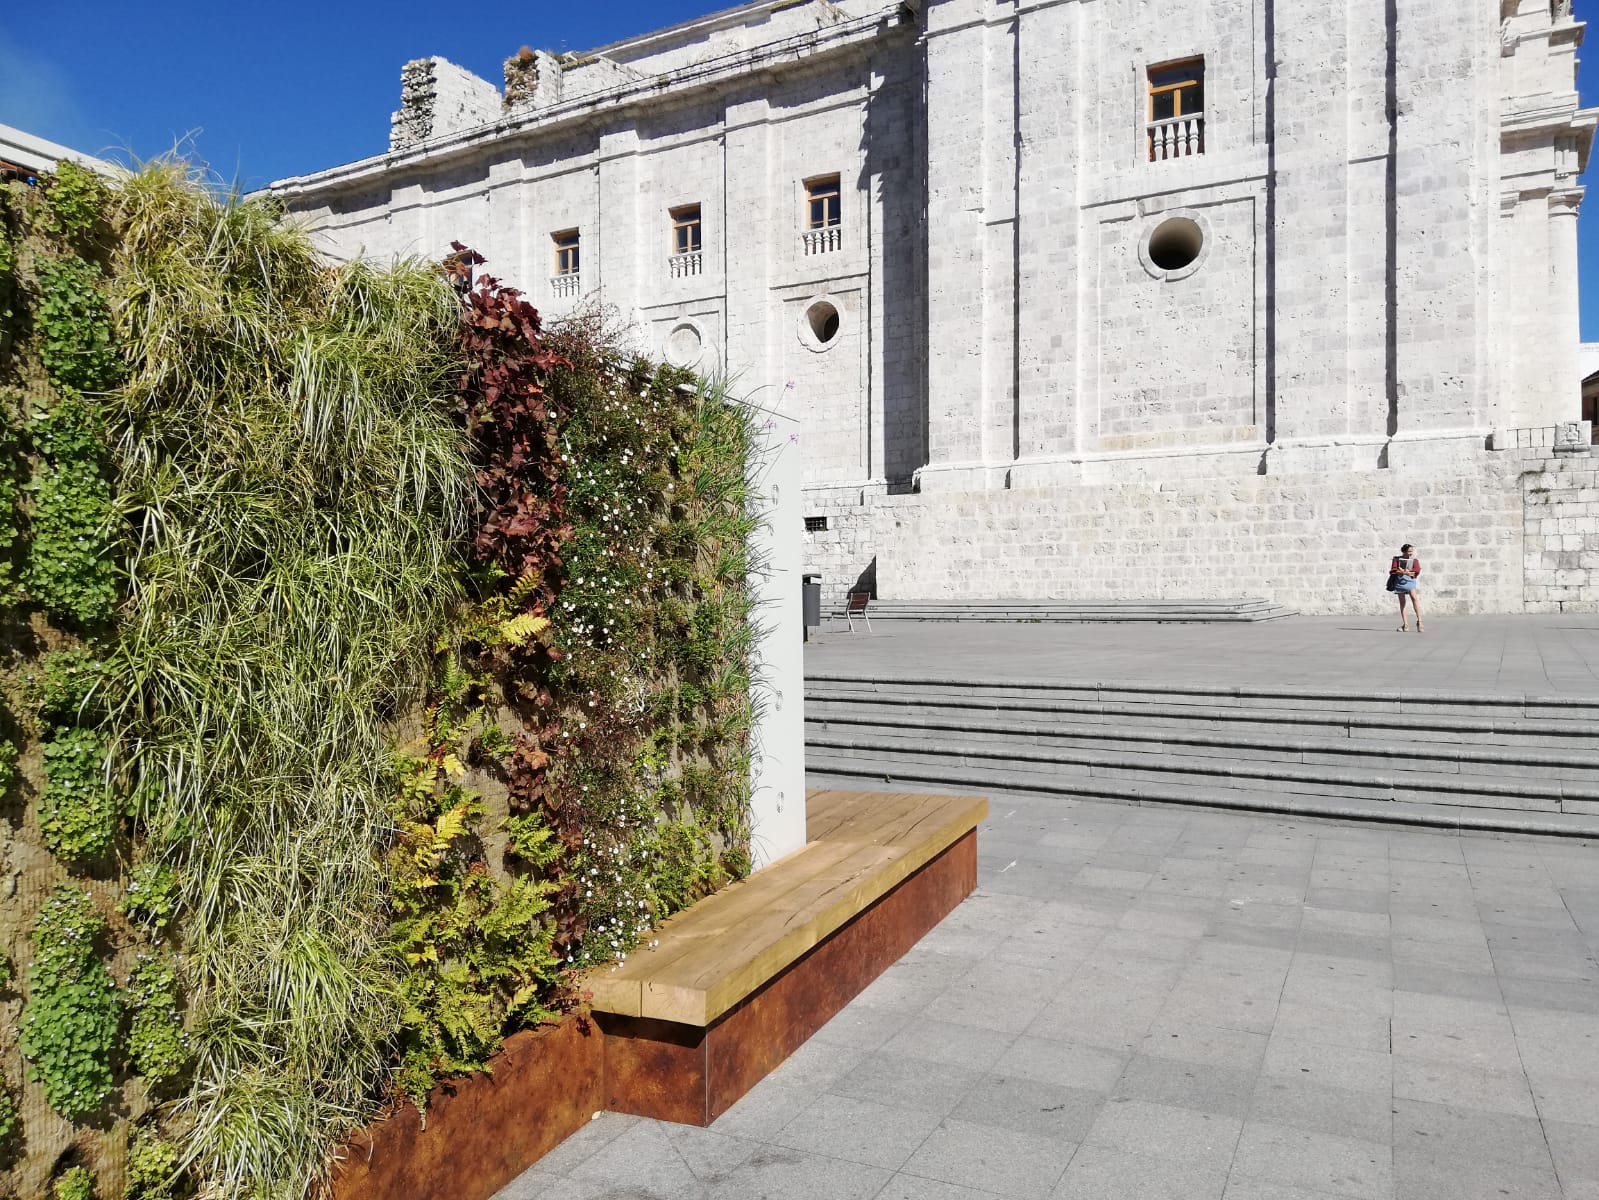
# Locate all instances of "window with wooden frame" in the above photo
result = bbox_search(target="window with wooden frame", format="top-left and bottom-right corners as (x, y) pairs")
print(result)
(804, 175), (842, 230)
(552, 229), (580, 276)
(1147, 58), (1205, 160)
(1148, 58), (1204, 122)
(671, 204), (702, 255)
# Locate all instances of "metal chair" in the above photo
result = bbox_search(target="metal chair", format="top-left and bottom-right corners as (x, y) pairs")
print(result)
(845, 591), (872, 633)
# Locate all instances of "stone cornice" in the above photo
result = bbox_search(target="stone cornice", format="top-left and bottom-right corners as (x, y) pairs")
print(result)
(1500, 95), (1597, 158)
(268, 4), (910, 201)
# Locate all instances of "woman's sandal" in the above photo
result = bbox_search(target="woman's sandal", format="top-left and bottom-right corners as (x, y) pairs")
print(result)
(1416, 621), (1424, 633)
(1397, 625), (1408, 632)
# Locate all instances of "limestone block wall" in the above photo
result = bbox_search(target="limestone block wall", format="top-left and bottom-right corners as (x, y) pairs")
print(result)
(804, 459), (1529, 614)
(804, 442), (1599, 615)
(1090, 200), (1259, 452)
(1523, 454), (1599, 612)
(800, 485), (882, 601)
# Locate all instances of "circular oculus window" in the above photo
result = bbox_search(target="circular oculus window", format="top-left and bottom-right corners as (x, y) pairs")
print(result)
(798, 298), (842, 351)
(664, 321), (704, 368)
(1139, 213), (1210, 281)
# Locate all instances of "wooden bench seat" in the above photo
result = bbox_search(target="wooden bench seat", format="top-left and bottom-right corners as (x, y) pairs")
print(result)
(588, 789), (987, 1124)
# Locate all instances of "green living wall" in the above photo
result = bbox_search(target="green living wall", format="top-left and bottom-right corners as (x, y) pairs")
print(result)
(0, 163), (758, 1199)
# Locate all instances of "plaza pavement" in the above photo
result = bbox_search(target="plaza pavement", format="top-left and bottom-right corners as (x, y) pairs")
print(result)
(497, 786), (1599, 1200)
(493, 615), (1599, 1199)
(803, 612), (1599, 697)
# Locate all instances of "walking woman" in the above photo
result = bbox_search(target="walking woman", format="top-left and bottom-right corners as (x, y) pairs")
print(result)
(1391, 543), (1422, 632)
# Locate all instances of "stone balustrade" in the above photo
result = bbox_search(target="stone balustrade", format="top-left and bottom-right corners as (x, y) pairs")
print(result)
(1147, 114), (1204, 161)
(801, 226), (842, 255)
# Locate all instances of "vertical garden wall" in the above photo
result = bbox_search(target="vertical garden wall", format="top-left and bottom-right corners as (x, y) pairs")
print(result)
(0, 164), (760, 1199)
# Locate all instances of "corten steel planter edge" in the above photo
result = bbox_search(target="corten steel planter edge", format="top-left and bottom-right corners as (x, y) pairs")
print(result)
(325, 1013), (604, 1200)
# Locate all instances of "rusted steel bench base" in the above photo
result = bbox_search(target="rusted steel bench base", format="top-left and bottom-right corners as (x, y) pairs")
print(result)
(329, 1015), (602, 1200)
(597, 828), (978, 1125)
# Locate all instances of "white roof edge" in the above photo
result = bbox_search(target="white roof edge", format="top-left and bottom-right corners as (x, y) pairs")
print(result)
(575, 0), (799, 61)
(267, 4), (906, 197)
(0, 123), (123, 177)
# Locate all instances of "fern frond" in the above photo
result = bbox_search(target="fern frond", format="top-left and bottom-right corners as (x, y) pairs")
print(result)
(507, 569), (542, 607)
(497, 612), (549, 646)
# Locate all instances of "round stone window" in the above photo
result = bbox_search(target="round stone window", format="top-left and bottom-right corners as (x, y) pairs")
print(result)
(1138, 212), (1211, 281)
(664, 321), (704, 368)
(805, 300), (840, 346)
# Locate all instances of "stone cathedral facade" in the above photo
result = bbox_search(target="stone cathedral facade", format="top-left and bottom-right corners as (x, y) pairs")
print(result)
(270, 0), (1599, 613)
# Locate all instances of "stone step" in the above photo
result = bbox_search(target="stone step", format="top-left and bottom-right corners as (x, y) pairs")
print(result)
(806, 675), (1599, 731)
(804, 693), (1599, 750)
(805, 733), (1598, 813)
(803, 711), (1599, 778)
(828, 598), (1297, 624)
(802, 672), (1599, 829)
(803, 758), (1599, 839)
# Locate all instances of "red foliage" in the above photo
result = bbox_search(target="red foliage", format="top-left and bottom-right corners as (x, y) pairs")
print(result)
(452, 248), (591, 957)
(454, 248), (572, 598)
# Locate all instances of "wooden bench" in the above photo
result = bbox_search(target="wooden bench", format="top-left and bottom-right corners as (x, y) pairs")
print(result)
(587, 788), (988, 1124)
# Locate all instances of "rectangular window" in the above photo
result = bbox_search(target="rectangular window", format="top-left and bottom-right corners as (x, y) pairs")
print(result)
(805, 175), (842, 230)
(671, 204), (702, 255)
(1148, 58), (1204, 122)
(552, 229), (580, 276)
(1147, 58), (1205, 161)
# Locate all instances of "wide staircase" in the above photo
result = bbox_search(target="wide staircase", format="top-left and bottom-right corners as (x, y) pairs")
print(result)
(804, 673), (1599, 836)
(828, 598), (1296, 624)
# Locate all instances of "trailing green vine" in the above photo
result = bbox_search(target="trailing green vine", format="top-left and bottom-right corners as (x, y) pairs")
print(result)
(18, 886), (120, 1120)
(26, 392), (119, 628)
(119, 861), (179, 930)
(40, 160), (109, 252)
(28, 647), (109, 727)
(0, 394), (24, 605)
(0, 1073), (17, 1145)
(33, 256), (120, 395)
(0, 738), (16, 802)
(127, 953), (187, 1087)
(38, 728), (116, 863)
(126, 1126), (184, 1200)
(53, 1165), (95, 1200)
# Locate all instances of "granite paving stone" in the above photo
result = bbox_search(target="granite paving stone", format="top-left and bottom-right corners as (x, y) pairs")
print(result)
(1083, 1098), (1243, 1175)
(494, 784), (1599, 1200)
(770, 1093), (942, 1170)
(1391, 1058), (1539, 1116)
(829, 1051), (984, 1116)
(702, 1146), (892, 1200)
(988, 1034), (1129, 1092)
(899, 1117), (1078, 1200)
(948, 1073), (1105, 1141)
(1230, 1121), (1393, 1198)
(1246, 1076), (1395, 1146)
(1051, 1143), (1228, 1200)
(1108, 1052), (1259, 1118)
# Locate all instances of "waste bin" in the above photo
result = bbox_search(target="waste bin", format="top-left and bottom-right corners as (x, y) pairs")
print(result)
(802, 574), (822, 641)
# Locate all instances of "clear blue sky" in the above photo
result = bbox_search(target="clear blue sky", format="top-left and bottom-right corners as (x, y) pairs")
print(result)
(7, 1), (1599, 340)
